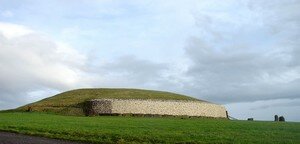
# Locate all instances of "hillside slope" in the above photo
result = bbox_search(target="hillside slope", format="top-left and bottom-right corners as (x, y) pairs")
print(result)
(17, 88), (201, 115)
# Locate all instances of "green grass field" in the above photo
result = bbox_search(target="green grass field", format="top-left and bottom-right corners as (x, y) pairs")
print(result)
(0, 112), (299, 143)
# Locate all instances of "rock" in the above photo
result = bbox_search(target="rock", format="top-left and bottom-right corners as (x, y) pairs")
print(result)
(279, 116), (285, 122)
(274, 115), (279, 121)
(247, 118), (254, 121)
(226, 111), (229, 119)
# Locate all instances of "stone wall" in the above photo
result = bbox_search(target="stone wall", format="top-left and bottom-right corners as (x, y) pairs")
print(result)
(85, 99), (113, 115)
(86, 99), (227, 118)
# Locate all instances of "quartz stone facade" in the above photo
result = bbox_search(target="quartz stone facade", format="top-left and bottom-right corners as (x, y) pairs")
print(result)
(86, 99), (227, 118)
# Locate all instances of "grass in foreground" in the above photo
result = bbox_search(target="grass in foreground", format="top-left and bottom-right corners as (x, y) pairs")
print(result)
(0, 112), (299, 143)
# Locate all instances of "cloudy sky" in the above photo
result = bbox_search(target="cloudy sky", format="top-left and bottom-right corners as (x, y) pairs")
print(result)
(0, 0), (299, 121)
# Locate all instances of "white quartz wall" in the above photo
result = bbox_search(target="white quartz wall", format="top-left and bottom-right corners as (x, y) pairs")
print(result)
(90, 99), (227, 118)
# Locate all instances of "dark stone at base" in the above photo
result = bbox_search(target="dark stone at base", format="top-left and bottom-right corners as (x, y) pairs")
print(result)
(279, 116), (285, 122)
(274, 115), (279, 121)
(247, 118), (254, 121)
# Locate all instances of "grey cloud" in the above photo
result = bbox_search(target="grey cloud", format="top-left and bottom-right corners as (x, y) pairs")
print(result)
(88, 55), (172, 89)
(85, 55), (192, 97)
(0, 29), (87, 109)
(181, 0), (300, 103)
(101, 55), (166, 81)
(250, 98), (300, 110)
(225, 98), (300, 121)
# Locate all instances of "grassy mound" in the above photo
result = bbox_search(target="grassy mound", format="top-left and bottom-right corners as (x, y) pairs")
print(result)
(17, 88), (200, 116)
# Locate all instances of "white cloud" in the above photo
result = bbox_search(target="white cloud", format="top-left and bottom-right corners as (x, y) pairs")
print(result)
(0, 22), (33, 38)
(0, 22), (88, 109)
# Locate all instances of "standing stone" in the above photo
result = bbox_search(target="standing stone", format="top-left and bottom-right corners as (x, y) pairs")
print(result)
(226, 111), (229, 119)
(279, 116), (285, 122)
(274, 115), (279, 121)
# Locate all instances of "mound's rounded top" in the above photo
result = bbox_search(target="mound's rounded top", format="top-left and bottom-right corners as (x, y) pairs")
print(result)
(17, 88), (214, 116)
(25, 88), (205, 107)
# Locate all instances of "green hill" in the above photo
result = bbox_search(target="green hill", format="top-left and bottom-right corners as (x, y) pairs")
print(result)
(17, 88), (200, 115)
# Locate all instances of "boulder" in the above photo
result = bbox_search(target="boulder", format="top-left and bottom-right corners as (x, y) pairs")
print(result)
(274, 115), (279, 121)
(279, 116), (285, 122)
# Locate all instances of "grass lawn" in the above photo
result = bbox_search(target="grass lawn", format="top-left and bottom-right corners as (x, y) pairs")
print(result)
(0, 112), (299, 143)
